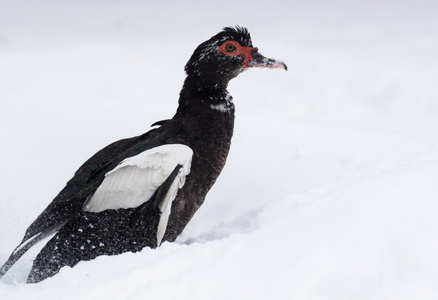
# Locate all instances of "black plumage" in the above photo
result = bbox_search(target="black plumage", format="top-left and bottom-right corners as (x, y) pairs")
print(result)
(0, 26), (286, 283)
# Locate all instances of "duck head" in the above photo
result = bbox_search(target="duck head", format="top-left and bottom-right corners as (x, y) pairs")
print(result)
(184, 26), (287, 90)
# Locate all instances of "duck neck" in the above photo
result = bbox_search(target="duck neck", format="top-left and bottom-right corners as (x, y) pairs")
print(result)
(177, 76), (233, 113)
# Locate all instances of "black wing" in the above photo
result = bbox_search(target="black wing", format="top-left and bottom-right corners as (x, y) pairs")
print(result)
(0, 125), (165, 278)
(27, 164), (184, 283)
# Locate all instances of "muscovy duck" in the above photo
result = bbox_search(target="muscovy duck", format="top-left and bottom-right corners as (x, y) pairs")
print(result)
(0, 26), (286, 283)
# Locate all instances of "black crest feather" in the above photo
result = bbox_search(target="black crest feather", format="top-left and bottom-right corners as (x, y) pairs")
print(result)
(216, 26), (252, 47)
(185, 26), (253, 76)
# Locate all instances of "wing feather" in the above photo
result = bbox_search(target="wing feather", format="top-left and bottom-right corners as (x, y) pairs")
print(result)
(83, 144), (193, 213)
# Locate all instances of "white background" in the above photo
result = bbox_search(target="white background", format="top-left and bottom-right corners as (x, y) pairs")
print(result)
(1, 0), (437, 299)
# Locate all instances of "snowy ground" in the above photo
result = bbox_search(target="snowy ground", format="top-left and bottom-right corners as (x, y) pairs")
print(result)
(1, 0), (438, 299)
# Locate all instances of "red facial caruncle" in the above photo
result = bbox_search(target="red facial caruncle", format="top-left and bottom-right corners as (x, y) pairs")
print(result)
(218, 41), (256, 68)
(218, 40), (287, 70)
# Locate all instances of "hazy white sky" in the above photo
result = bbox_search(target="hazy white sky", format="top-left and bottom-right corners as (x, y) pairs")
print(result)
(1, 1), (438, 297)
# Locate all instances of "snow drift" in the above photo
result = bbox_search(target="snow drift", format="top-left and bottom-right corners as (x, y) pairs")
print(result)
(1, 0), (438, 299)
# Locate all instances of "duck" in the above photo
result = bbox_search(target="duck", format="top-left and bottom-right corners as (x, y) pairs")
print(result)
(0, 26), (287, 283)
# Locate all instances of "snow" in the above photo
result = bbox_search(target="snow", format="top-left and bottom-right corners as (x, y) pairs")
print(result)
(1, 0), (438, 299)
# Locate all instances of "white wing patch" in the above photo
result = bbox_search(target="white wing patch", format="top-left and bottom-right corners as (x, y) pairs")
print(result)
(83, 144), (193, 246)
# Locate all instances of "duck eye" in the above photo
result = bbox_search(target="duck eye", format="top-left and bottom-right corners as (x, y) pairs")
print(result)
(225, 43), (236, 52)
